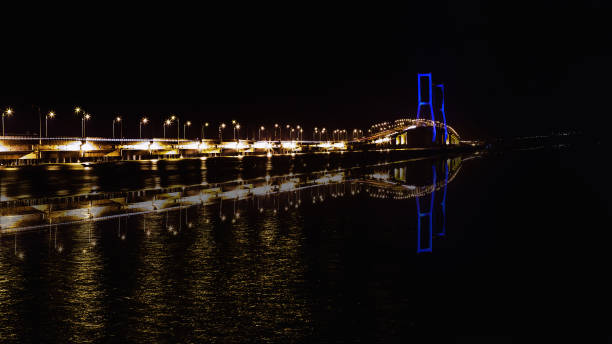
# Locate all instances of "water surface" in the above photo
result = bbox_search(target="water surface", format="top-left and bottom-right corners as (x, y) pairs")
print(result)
(0, 145), (608, 342)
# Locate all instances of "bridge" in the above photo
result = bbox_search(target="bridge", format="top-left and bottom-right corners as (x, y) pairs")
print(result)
(0, 118), (461, 165)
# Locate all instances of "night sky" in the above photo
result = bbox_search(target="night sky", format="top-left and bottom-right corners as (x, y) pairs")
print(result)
(1, 2), (609, 139)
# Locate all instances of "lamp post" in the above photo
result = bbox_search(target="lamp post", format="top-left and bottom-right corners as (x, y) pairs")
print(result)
(232, 120), (238, 141)
(170, 115), (179, 144)
(235, 124), (240, 141)
(285, 125), (290, 141)
(113, 116), (121, 139)
(313, 127), (318, 141)
(321, 128), (326, 141)
(259, 126), (264, 141)
(83, 113), (91, 137)
(300, 128), (303, 141)
(202, 122), (209, 140)
(219, 123), (226, 142)
(2, 108), (13, 137)
(274, 123), (279, 141)
(46, 111), (55, 137)
(163, 119), (171, 139)
(140, 117), (148, 139)
(183, 121), (191, 139)
(296, 125), (301, 141)
(74, 107), (84, 138)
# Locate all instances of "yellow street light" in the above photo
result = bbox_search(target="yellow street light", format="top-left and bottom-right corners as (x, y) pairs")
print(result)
(45, 111), (56, 137)
(140, 117), (149, 138)
(2, 108), (13, 136)
(113, 116), (122, 139)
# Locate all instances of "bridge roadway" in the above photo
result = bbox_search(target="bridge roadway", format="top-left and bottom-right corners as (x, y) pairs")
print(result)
(0, 136), (348, 164)
(0, 118), (461, 164)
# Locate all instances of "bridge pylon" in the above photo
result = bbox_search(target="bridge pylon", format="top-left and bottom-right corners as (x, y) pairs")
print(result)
(435, 84), (449, 145)
(416, 73), (436, 142)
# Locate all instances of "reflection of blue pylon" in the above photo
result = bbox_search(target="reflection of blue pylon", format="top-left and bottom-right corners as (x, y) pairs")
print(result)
(436, 84), (449, 145)
(435, 159), (449, 237)
(416, 165), (436, 253)
(417, 73), (436, 142)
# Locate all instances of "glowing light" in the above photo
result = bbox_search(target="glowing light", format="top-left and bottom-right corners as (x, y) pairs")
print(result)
(57, 141), (96, 151)
(281, 141), (296, 149)
(373, 137), (391, 144)
(253, 141), (272, 149)
(128, 141), (152, 150)
(266, 152), (272, 158)
(222, 141), (248, 150)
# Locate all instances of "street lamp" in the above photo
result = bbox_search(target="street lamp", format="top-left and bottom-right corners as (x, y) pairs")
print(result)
(259, 126), (265, 141)
(183, 121), (191, 139)
(2, 108), (13, 136)
(235, 124), (240, 141)
(170, 115), (180, 144)
(75, 106), (85, 138)
(286, 125), (290, 141)
(274, 123), (279, 141)
(113, 116), (122, 139)
(140, 117), (148, 139)
(202, 122), (209, 140)
(232, 120), (238, 141)
(219, 122), (226, 142)
(46, 111), (55, 137)
(83, 113), (91, 137)
(163, 119), (172, 138)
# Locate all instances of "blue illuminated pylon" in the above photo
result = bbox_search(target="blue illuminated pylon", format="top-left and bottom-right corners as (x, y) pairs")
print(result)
(416, 73), (436, 142)
(416, 165), (436, 253)
(436, 84), (449, 145)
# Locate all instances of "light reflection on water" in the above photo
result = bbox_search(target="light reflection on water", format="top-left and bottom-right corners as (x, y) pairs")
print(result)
(0, 153), (469, 342)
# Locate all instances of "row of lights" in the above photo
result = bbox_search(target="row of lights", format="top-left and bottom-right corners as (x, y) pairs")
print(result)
(1, 105), (396, 142)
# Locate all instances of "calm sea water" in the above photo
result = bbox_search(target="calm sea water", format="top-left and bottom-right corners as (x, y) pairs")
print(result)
(0, 144), (609, 342)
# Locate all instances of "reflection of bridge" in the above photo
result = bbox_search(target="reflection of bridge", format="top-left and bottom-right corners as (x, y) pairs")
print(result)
(0, 156), (466, 233)
(0, 118), (462, 164)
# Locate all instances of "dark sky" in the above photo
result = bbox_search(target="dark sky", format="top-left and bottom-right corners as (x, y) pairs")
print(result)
(1, 2), (609, 139)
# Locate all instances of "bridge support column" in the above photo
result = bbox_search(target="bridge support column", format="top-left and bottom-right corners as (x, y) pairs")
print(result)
(417, 73), (437, 142)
